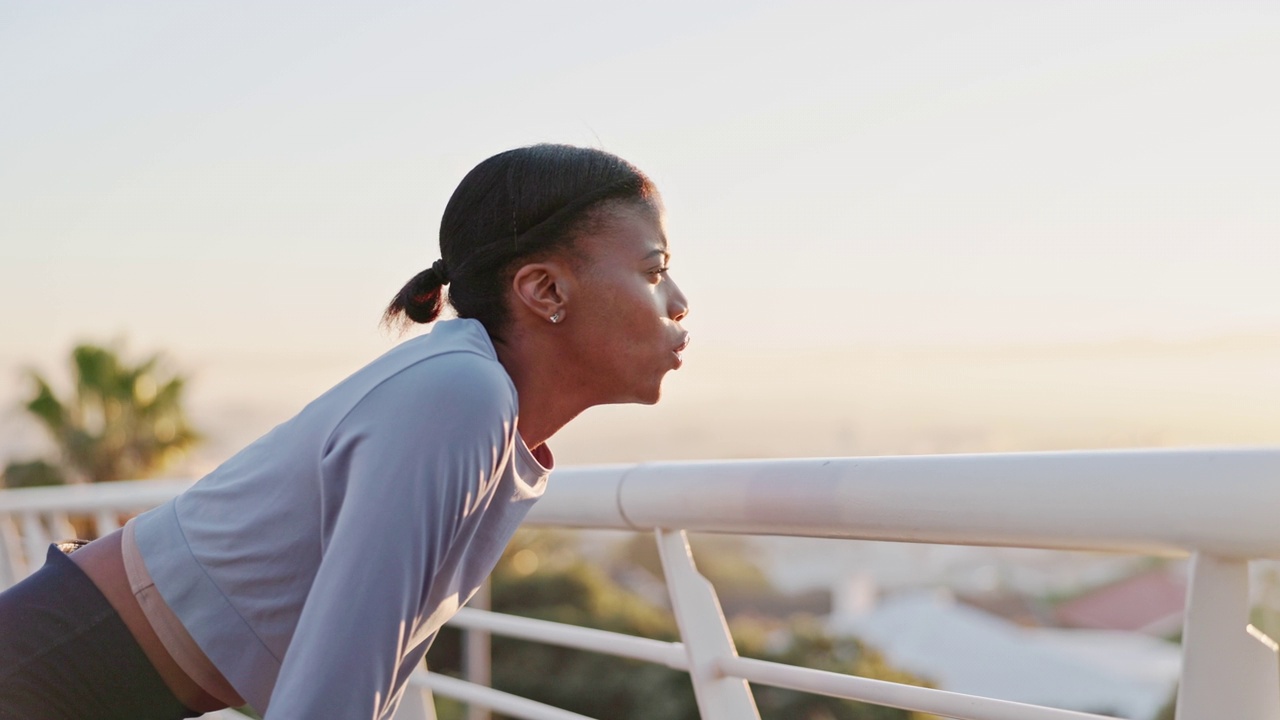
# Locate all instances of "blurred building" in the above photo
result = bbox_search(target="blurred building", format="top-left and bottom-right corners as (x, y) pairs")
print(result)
(830, 589), (1180, 720)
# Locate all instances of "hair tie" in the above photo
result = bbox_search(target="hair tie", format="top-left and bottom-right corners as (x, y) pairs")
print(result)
(430, 258), (450, 284)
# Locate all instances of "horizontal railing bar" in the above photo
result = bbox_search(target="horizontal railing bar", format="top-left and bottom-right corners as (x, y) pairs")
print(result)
(526, 449), (1280, 558)
(448, 608), (688, 669)
(0, 478), (194, 513)
(412, 671), (596, 720)
(719, 656), (1113, 720)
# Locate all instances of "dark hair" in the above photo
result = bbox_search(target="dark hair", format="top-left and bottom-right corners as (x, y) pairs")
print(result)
(384, 144), (658, 334)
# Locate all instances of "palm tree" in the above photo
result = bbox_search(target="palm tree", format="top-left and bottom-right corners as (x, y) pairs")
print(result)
(5, 342), (200, 485)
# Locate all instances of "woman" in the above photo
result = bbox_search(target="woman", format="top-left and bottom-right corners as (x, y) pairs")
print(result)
(0, 144), (689, 719)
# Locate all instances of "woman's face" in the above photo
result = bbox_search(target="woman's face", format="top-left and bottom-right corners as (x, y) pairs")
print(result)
(564, 202), (690, 405)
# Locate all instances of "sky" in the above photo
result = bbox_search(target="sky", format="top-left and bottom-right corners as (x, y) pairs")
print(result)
(2, 1), (1278, 468)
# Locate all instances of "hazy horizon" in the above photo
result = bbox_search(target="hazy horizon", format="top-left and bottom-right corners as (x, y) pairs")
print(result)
(4, 328), (1276, 477)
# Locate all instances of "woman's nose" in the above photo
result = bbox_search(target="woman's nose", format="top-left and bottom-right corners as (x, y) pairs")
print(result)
(667, 276), (689, 322)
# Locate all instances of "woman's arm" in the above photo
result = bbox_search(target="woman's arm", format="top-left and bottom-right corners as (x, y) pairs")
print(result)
(264, 353), (516, 719)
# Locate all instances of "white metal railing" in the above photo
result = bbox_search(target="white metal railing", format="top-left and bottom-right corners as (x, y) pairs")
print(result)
(0, 477), (195, 588)
(3, 448), (1279, 720)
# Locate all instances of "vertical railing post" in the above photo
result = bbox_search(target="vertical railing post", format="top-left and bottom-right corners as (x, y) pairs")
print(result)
(655, 528), (760, 720)
(49, 511), (76, 541)
(1177, 552), (1280, 720)
(21, 512), (47, 570)
(95, 508), (121, 537)
(391, 683), (437, 720)
(0, 514), (23, 588)
(465, 580), (492, 720)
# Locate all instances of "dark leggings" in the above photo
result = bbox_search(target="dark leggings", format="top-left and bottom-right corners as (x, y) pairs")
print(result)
(0, 545), (198, 720)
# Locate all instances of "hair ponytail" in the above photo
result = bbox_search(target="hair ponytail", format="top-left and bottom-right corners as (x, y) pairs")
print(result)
(382, 262), (448, 329)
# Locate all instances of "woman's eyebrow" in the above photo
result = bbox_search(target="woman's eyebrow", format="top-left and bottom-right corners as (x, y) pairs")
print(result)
(642, 248), (670, 263)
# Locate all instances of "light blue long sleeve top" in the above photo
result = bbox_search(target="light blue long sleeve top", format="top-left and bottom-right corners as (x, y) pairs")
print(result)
(131, 318), (552, 719)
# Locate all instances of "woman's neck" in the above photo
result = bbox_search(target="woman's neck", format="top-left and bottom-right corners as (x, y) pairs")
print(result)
(491, 333), (589, 450)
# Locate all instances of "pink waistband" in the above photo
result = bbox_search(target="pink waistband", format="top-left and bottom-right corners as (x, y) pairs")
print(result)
(121, 518), (246, 708)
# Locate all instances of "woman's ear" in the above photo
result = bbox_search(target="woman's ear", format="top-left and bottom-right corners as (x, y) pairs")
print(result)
(510, 261), (571, 322)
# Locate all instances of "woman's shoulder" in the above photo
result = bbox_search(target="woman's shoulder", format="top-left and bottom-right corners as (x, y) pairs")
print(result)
(332, 319), (515, 426)
(399, 317), (497, 361)
(380, 318), (509, 392)
(249, 318), (516, 461)
(325, 317), (499, 393)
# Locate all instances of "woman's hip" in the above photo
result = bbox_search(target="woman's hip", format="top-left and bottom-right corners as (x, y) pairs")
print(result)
(0, 544), (198, 720)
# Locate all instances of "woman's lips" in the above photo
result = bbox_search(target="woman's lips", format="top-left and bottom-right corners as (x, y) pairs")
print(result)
(672, 334), (690, 368)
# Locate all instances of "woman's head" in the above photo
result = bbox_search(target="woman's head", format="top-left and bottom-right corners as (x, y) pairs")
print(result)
(384, 144), (661, 336)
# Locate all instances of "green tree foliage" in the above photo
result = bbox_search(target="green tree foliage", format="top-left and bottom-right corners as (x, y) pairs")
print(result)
(2, 342), (199, 487)
(615, 533), (830, 618)
(428, 531), (934, 720)
(743, 619), (933, 720)
(0, 459), (66, 489)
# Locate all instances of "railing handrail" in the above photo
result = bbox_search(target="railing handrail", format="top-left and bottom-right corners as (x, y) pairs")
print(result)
(0, 477), (194, 513)
(526, 448), (1280, 558)
(4, 449), (1279, 558)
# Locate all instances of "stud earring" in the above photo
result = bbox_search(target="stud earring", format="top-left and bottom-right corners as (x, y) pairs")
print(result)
(549, 311), (562, 324)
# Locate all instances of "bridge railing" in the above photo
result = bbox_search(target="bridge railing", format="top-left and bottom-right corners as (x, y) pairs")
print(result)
(3, 448), (1279, 720)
